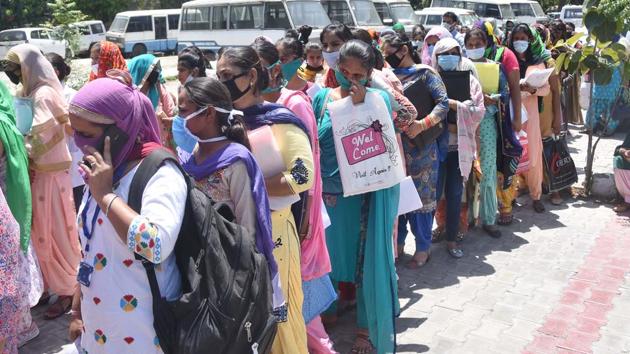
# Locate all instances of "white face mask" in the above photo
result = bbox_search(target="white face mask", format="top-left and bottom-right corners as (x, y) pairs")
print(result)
(91, 64), (99, 74)
(322, 50), (340, 70)
(184, 74), (194, 84)
(466, 47), (485, 60)
(183, 106), (243, 143)
(442, 22), (454, 32)
(513, 40), (529, 54)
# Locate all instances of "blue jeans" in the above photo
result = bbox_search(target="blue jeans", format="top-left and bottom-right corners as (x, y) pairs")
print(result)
(397, 212), (432, 252)
(435, 151), (464, 242)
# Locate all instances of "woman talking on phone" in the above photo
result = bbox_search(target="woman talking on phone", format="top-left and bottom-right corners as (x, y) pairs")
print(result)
(67, 71), (187, 353)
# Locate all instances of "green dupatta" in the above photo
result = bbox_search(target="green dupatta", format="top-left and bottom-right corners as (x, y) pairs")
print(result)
(0, 81), (32, 251)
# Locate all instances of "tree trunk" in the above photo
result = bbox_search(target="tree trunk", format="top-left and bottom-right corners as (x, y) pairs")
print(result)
(584, 40), (598, 195)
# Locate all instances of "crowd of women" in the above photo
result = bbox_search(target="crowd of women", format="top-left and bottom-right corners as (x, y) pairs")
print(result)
(0, 15), (629, 354)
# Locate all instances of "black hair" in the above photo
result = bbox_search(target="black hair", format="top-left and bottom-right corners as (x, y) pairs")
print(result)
(178, 46), (208, 77)
(566, 22), (576, 31)
(380, 32), (421, 64)
(464, 27), (488, 46)
(183, 77), (251, 150)
(220, 46), (269, 95)
(510, 23), (535, 46)
(338, 40), (376, 71)
(412, 24), (426, 40)
(45, 52), (71, 82)
(350, 28), (385, 70)
(252, 37), (284, 86)
(305, 42), (323, 55)
(320, 22), (353, 43)
(277, 30), (304, 59)
(443, 12), (459, 24)
(296, 25), (313, 45)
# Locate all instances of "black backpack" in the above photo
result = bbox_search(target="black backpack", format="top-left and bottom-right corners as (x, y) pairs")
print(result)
(127, 149), (277, 354)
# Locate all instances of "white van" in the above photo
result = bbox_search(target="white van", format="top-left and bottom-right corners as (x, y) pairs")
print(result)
(0, 28), (69, 59)
(321, 0), (385, 30)
(106, 9), (180, 57)
(70, 20), (106, 55)
(560, 5), (583, 28)
(373, 0), (419, 31)
(510, 0), (547, 25)
(415, 7), (479, 30)
(178, 0), (331, 50)
(430, 0), (516, 29)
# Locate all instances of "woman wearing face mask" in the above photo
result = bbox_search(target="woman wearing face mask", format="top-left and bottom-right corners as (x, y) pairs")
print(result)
(251, 38), (337, 354)
(380, 32), (449, 268)
(475, 20), (523, 225)
(1, 44), (81, 320)
(313, 40), (400, 354)
(411, 24), (427, 53)
(67, 71), (186, 353)
(508, 24), (552, 213)
(431, 38), (485, 258)
(420, 26), (453, 66)
(217, 46), (314, 354)
(178, 77), (282, 324)
(88, 41), (127, 81)
(276, 30), (312, 93)
(177, 46), (208, 86)
(128, 54), (177, 149)
(464, 28), (514, 238)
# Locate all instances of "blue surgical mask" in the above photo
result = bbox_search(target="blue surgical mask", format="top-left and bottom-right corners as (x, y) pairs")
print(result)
(437, 55), (460, 71)
(466, 47), (485, 60)
(281, 58), (302, 82)
(334, 70), (368, 91)
(13, 97), (33, 135)
(513, 40), (529, 54)
(172, 115), (198, 153)
(428, 45), (435, 57)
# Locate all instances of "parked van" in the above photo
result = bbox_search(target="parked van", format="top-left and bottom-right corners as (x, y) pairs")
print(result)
(430, 0), (516, 29)
(415, 7), (479, 30)
(70, 20), (106, 55)
(373, 0), (419, 32)
(560, 5), (583, 28)
(178, 0), (331, 51)
(321, 0), (385, 30)
(0, 28), (69, 58)
(510, 0), (547, 25)
(106, 9), (180, 57)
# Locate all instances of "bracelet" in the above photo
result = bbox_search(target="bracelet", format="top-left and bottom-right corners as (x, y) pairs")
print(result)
(105, 194), (119, 217)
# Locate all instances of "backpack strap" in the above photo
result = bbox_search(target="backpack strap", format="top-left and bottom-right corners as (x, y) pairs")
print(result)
(127, 148), (188, 302)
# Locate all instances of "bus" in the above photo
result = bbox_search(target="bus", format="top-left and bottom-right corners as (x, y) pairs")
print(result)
(106, 9), (180, 57)
(177, 0), (331, 51)
(321, 0), (385, 30)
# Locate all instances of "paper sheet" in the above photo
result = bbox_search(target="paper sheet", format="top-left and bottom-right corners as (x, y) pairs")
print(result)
(306, 83), (322, 99)
(397, 176), (423, 215)
(522, 68), (554, 88)
(321, 199), (331, 228)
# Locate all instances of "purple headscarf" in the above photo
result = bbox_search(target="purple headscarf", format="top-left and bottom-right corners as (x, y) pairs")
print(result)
(69, 70), (162, 169)
(183, 142), (278, 275)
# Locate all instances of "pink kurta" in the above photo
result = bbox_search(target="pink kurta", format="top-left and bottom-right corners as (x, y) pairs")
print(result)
(521, 63), (550, 201)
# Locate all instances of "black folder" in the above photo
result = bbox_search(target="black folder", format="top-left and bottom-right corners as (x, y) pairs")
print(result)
(403, 77), (443, 149)
(440, 70), (471, 124)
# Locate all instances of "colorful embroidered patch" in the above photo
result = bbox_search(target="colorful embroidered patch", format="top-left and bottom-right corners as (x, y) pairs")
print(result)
(120, 294), (138, 312)
(93, 297), (101, 305)
(94, 329), (107, 344)
(290, 158), (309, 185)
(123, 337), (135, 344)
(128, 218), (162, 263)
(93, 253), (107, 271)
(122, 259), (133, 267)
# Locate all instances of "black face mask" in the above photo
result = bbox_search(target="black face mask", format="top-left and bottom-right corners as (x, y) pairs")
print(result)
(385, 48), (404, 69)
(306, 64), (324, 72)
(5, 71), (20, 85)
(222, 71), (251, 102)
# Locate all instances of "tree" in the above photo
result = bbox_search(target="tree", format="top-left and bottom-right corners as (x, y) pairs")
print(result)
(0, 0), (47, 30)
(44, 0), (87, 56)
(553, 1), (630, 195)
(75, 0), (128, 27)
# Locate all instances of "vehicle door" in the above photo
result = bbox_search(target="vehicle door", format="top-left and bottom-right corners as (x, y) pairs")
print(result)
(154, 16), (168, 51)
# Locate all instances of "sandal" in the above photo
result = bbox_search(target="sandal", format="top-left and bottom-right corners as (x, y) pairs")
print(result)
(431, 228), (445, 243)
(613, 203), (630, 213)
(406, 251), (430, 269)
(550, 192), (563, 206)
(351, 330), (374, 354)
(483, 224), (502, 238)
(447, 246), (464, 259)
(498, 213), (513, 225)
(36, 291), (51, 307)
(44, 295), (72, 320)
(533, 200), (545, 213)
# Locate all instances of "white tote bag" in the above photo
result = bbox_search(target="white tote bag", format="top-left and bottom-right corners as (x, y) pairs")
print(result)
(328, 91), (405, 197)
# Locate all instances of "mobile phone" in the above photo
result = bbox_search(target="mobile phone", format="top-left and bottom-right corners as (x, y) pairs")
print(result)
(84, 125), (129, 166)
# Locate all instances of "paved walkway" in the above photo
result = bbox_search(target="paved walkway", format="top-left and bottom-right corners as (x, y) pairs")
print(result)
(20, 126), (630, 354)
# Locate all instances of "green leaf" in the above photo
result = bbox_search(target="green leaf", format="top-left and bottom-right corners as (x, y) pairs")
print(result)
(555, 53), (567, 74)
(601, 47), (620, 61)
(583, 54), (600, 69)
(584, 9), (603, 31)
(593, 66), (614, 85)
(566, 32), (587, 47)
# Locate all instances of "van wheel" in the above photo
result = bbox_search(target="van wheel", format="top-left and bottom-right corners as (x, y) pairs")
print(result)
(132, 44), (147, 57)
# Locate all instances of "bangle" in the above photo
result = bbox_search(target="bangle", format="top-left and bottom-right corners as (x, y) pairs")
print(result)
(105, 195), (119, 217)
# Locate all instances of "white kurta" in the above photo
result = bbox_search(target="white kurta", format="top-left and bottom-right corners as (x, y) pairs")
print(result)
(78, 161), (187, 354)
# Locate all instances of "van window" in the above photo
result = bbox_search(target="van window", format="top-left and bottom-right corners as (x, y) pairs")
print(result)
(77, 25), (91, 35)
(322, 0), (354, 25)
(31, 30), (51, 40)
(564, 8), (583, 19)
(0, 31), (26, 42)
(499, 4), (515, 18)
(182, 7), (211, 30)
(426, 14), (442, 25)
(168, 14), (180, 30)
(373, 3), (393, 22)
(286, 1), (331, 28)
(512, 3), (535, 17)
(212, 6), (228, 29)
(127, 16), (153, 32)
(110, 17), (128, 33)
(350, 1), (383, 26)
(229, 4), (264, 29)
(265, 2), (291, 29)
(91, 23), (104, 34)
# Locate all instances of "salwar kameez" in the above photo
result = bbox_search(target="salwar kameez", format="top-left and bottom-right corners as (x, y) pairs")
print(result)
(478, 112), (498, 225)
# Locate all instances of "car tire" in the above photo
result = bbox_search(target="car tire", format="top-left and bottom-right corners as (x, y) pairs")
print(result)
(132, 44), (147, 58)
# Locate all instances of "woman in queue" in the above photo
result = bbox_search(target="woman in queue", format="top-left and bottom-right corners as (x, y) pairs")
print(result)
(89, 41), (127, 81)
